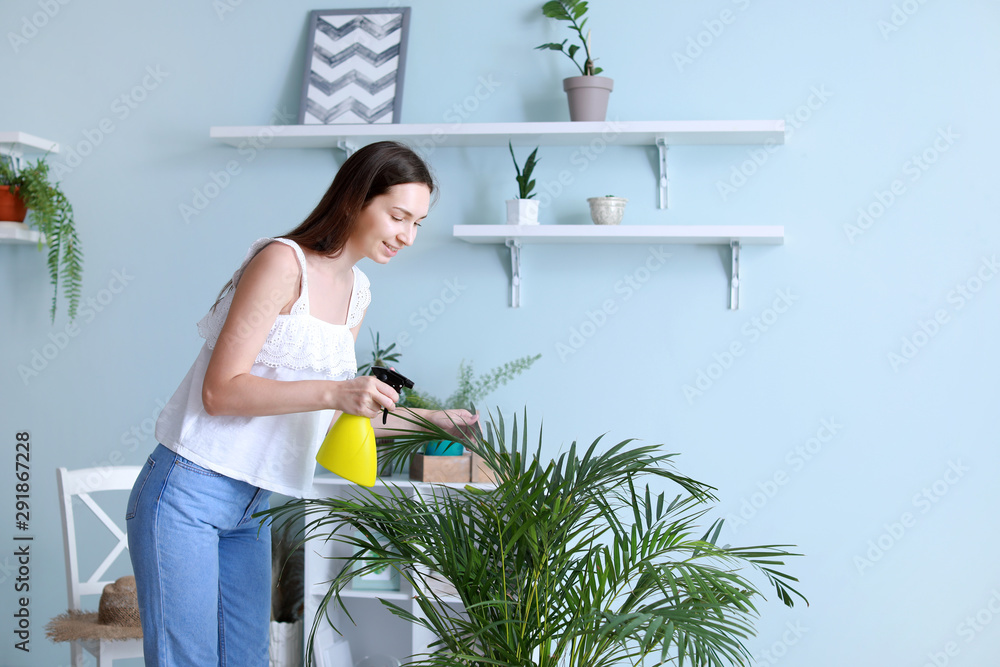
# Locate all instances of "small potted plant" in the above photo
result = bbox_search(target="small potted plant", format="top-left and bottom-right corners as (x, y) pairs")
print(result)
(587, 194), (628, 225)
(0, 155), (83, 321)
(506, 141), (540, 225)
(537, 0), (614, 121)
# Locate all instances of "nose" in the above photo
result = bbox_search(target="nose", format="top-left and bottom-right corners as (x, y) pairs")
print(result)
(398, 225), (416, 247)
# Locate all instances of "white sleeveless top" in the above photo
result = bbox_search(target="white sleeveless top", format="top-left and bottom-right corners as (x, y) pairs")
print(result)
(155, 237), (371, 498)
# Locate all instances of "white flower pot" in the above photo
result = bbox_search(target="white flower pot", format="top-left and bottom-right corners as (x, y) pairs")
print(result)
(587, 197), (628, 225)
(269, 619), (303, 667)
(506, 199), (539, 225)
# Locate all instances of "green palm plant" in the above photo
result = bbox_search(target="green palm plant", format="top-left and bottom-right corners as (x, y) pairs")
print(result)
(262, 410), (806, 667)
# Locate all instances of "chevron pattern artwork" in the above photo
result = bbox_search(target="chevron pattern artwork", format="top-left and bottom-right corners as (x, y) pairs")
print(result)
(299, 8), (411, 125)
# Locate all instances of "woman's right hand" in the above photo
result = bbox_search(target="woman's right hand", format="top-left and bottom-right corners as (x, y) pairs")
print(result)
(333, 375), (399, 419)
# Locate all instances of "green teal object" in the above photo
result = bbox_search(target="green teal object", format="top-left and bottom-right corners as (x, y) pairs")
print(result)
(425, 440), (464, 456)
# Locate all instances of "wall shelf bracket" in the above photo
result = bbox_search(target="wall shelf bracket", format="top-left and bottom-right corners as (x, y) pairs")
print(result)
(730, 240), (741, 310)
(656, 137), (668, 209)
(505, 238), (522, 308)
(335, 139), (357, 156)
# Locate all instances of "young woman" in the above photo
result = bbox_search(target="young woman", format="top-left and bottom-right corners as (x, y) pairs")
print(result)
(126, 141), (477, 666)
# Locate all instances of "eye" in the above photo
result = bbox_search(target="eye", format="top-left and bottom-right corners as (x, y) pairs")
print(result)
(391, 216), (404, 222)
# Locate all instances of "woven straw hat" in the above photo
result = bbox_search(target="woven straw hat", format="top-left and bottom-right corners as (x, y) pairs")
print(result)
(46, 576), (143, 642)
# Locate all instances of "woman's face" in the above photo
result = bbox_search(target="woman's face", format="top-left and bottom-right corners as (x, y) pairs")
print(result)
(349, 182), (431, 264)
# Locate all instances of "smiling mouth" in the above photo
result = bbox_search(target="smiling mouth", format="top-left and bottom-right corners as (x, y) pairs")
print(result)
(384, 242), (399, 253)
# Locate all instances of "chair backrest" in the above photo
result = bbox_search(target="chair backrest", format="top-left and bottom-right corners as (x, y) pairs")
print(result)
(56, 466), (142, 610)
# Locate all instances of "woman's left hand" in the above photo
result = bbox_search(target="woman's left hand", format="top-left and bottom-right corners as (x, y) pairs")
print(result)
(431, 409), (481, 442)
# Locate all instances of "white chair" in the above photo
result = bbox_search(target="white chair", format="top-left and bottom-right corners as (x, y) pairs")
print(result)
(56, 466), (144, 666)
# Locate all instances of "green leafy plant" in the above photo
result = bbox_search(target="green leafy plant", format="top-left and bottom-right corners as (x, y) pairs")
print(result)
(0, 155), (83, 321)
(271, 521), (305, 623)
(263, 409), (807, 667)
(358, 329), (541, 412)
(509, 141), (539, 200)
(536, 0), (603, 76)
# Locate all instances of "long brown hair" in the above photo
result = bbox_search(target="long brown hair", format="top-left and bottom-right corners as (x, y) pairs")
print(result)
(283, 140), (435, 255)
(211, 141), (434, 308)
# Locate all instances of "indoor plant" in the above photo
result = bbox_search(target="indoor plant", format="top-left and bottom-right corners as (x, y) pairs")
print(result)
(264, 409), (807, 667)
(0, 155), (83, 321)
(587, 195), (628, 225)
(269, 521), (304, 667)
(537, 0), (614, 121)
(506, 141), (540, 225)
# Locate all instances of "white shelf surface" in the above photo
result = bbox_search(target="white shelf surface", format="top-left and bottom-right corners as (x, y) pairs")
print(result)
(452, 224), (784, 310)
(453, 224), (784, 245)
(0, 221), (44, 245)
(0, 132), (59, 156)
(210, 120), (785, 149)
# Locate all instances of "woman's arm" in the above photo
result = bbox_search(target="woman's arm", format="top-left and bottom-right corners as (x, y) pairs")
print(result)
(201, 243), (397, 418)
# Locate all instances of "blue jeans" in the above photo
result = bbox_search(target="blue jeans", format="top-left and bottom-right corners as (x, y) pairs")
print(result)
(126, 444), (272, 667)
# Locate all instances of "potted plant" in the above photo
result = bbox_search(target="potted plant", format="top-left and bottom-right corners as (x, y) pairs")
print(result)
(587, 194), (628, 225)
(269, 521), (304, 667)
(537, 0), (614, 122)
(358, 329), (541, 469)
(506, 141), (540, 225)
(263, 409), (807, 667)
(0, 155), (83, 321)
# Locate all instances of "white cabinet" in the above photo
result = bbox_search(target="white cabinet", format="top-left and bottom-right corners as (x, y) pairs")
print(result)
(304, 475), (488, 666)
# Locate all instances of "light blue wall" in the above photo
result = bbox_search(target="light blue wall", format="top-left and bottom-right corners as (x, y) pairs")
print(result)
(2, 0), (998, 665)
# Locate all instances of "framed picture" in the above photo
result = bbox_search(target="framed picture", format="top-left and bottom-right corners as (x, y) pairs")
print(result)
(350, 532), (400, 591)
(298, 8), (411, 125)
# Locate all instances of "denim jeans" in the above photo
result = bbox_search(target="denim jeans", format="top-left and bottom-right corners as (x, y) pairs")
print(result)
(126, 444), (272, 667)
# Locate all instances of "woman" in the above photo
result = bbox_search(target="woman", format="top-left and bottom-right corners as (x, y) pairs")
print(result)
(126, 141), (477, 666)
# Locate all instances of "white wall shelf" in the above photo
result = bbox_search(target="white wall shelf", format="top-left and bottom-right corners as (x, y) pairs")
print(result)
(209, 120), (785, 209)
(1, 132), (58, 245)
(0, 221), (45, 245)
(453, 224), (785, 310)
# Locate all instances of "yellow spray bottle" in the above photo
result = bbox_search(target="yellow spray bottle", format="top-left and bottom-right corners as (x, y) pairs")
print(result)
(315, 367), (414, 487)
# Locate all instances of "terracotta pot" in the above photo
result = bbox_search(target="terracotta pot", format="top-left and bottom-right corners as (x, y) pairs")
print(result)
(0, 186), (28, 222)
(563, 76), (614, 122)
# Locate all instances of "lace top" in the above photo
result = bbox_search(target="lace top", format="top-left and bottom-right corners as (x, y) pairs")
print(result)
(196, 237), (371, 378)
(154, 237), (372, 498)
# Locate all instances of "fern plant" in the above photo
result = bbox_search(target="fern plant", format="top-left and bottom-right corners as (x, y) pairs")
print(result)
(262, 409), (807, 667)
(0, 155), (83, 321)
(537, 0), (603, 76)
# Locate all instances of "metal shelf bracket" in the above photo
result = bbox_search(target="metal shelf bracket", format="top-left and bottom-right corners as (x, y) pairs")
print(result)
(505, 238), (522, 308)
(656, 137), (668, 209)
(730, 240), (741, 310)
(335, 140), (358, 156)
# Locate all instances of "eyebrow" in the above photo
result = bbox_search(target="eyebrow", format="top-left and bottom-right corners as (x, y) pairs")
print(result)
(392, 205), (427, 221)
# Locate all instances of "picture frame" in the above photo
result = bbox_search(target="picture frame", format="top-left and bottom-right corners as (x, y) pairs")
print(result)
(298, 8), (411, 125)
(350, 531), (400, 591)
